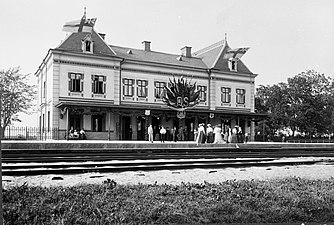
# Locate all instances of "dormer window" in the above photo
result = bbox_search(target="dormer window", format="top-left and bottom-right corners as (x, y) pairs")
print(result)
(228, 58), (238, 71)
(82, 34), (94, 53)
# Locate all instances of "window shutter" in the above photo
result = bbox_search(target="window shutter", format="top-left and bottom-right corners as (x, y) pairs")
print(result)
(81, 74), (84, 79)
(132, 86), (134, 97)
(68, 80), (72, 92)
(103, 83), (106, 94)
(68, 73), (72, 79)
(103, 76), (106, 82)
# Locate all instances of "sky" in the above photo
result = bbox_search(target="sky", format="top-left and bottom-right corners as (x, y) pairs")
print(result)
(1, 0), (334, 127)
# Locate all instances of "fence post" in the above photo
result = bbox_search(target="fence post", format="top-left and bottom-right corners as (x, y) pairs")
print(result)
(25, 126), (28, 140)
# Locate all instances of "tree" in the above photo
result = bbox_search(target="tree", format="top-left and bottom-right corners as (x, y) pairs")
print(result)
(255, 83), (290, 136)
(0, 67), (36, 138)
(255, 69), (334, 139)
(287, 70), (332, 137)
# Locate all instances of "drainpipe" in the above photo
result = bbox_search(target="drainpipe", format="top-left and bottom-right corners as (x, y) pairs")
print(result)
(206, 69), (212, 111)
(119, 58), (125, 105)
(119, 58), (125, 140)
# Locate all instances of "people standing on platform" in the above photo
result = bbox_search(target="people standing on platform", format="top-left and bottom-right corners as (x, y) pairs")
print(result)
(194, 128), (198, 141)
(206, 124), (214, 143)
(178, 126), (184, 141)
(225, 125), (232, 143)
(129, 125), (133, 140)
(148, 124), (154, 143)
(171, 126), (177, 142)
(160, 126), (166, 143)
(237, 126), (243, 143)
(213, 125), (224, 144)
(196, 123), (206, 145)
(244, 133), (249, 144)
(231, 126), (238, 143)
(79, 128), (87, 140)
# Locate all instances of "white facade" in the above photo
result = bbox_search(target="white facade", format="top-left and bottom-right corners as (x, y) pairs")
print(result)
(36, 30), (259, 141)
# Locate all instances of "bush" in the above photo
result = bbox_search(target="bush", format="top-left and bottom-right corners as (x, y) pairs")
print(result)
(3, 178), (334, 224)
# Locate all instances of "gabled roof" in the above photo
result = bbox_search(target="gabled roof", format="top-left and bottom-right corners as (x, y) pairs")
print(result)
(193, 40), (253, 74)
(55, 30), (253, 74)
(56, 30), (116, 56)
(110, 45), (208, 69)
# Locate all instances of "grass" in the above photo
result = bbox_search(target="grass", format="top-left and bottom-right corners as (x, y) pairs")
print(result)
(3, 177), (334, 224)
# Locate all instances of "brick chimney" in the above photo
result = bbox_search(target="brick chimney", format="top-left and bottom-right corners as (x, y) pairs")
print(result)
(181, 46), (192, 57)
(142, 41), (151, 51)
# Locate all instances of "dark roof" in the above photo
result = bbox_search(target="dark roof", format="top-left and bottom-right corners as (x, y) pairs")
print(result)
(57, 30), (116, 56)
(56, 30), (253, 74)
(109, 45), (207, 69)
(193, 40), (253, 74)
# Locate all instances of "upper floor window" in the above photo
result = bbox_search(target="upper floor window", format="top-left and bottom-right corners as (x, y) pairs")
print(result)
(82, 34), (94, 53)
(197, 85), (207, 102)
(137, 80), (148, 98)
(236, 88), (246, 104)
(68, 73), (83, 92)
(154, 81), (166, 99)
(221, 87), (231, 103)
(42, 81), (46, 98)
(92, 75), (106, 94)
(123, 78), (134, 97)
(228, 58), (238, 71)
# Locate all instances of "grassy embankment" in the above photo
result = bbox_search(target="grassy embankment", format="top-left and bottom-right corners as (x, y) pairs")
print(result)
(3, 177), (334, 224)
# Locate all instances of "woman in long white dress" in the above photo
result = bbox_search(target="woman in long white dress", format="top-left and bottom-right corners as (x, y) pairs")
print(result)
(196, 124), (205, 145)
(213, 125), (224, 144)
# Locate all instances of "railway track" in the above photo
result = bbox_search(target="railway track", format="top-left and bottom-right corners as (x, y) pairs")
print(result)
(2, 143), (334, 176)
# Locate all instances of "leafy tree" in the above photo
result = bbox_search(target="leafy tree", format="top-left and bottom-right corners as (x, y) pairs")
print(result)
(255, 69), (334, 139)
(255, 83), (290, 136)
(287, 70), (333, 137)
(0, 67), (36, 138)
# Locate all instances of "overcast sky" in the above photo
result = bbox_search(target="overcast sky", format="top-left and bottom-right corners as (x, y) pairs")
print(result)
(1, 0), (334, 126)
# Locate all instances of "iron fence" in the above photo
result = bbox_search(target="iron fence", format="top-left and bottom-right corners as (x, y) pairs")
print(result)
(2, 127), (66, 140)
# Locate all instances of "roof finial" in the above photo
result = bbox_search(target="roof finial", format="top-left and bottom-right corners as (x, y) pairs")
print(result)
(224, 33), (228, 43)
(84, 6), (87, 17)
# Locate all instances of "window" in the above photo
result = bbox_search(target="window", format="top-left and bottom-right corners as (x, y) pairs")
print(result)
(221, 87), (231, 103)
(82, 34), (94, 53)
(123, 78), (134, 96)
(197, 85), (207, 102)
(137, 80), (148, 98)
(68, 73), (83, 92)
(236, 88), (246, 104)
(42, 81), (46, 98)
(92, 75), (106, 94)
(154, 81), (166, 99)
(85, 41), (91, 52)
(228, 59), (238, 71)
(47, 111), (50, 132)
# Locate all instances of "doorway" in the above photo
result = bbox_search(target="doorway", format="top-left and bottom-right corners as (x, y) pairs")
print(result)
(122, 116), (132, 140)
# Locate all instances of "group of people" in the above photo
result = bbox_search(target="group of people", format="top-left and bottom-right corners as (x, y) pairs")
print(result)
(195, 124), (248, 145)
(148, 123), (249, 144)
(67, 127), (87, 140)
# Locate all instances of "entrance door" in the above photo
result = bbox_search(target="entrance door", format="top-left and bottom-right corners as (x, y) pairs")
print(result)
(137, 116), (146, 140)
(122, 116), (131, 140)
(185, 118), (195, 141)
(152, 116), (161, 141)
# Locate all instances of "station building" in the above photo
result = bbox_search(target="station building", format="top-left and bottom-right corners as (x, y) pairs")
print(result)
(36, 29), (259, 141)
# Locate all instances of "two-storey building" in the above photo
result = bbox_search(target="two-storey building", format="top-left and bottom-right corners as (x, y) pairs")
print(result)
(36, 29), (259, 141)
